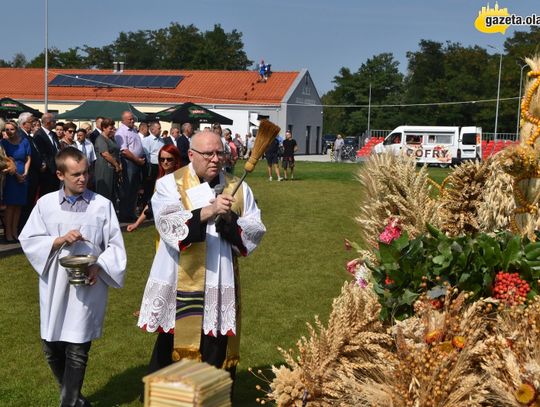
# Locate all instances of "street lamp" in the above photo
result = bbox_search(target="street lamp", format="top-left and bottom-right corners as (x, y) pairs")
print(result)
(516, 63), (528, 136)
(488, 45), (503, 141)
(44, 0), (49, 113)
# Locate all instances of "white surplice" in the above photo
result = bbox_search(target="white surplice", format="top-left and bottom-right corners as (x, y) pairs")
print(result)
(137, 165), (266, 336)
(19, 191), (127, 343)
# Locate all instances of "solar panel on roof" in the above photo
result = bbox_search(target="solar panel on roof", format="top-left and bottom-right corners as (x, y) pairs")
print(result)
(162, 76), (180, 88)
(49, 74), (183, 89)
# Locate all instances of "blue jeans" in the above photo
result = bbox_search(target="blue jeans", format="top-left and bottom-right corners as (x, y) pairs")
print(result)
(41, 340), (92, 407)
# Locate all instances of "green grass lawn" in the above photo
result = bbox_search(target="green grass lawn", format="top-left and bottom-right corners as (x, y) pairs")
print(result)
(0, 161), (448, 406)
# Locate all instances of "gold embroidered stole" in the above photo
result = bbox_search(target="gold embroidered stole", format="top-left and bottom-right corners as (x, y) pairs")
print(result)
(172, 166), (244, 369)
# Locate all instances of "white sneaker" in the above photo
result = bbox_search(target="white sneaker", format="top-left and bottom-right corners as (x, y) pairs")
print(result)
(277, 177), (283, 181)
(268, 177), (273, 181)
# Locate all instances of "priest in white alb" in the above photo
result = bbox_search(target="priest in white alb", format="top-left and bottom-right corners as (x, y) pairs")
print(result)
(19, 148), (126, 407)
(137, 130), (265, 386)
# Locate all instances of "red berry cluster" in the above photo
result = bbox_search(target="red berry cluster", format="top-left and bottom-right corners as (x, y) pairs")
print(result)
(493, 272), (530, 305)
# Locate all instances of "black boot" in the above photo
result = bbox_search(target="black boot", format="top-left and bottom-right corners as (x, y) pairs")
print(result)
(41, 340), (66, 387)
(76, 395), (92, 407)
(60, 342), (91, 407)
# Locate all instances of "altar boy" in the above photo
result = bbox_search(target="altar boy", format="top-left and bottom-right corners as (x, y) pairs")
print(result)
(19, 148), (126, 407)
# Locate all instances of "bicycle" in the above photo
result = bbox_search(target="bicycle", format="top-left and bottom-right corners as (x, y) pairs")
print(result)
(341, 145), (357, 162)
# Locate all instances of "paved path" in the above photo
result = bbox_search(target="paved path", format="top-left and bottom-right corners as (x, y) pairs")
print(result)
(295, 153), (361, 163)
(295, 153), (332, 162)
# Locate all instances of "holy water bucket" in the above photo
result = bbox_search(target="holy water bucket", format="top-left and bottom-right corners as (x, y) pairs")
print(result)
(58, 239), (98, 285)
(59, 254), (98, 285)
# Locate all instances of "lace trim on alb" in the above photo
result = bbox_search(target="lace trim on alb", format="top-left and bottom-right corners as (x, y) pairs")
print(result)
(203, 285), (237, 336)
(156, 203), (193, 248)
(237, 216), (266, 253)
(138, 278), (176, 333)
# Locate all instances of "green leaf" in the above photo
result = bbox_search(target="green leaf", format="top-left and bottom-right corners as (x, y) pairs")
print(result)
(378, 242), (400, 264)
(393, 232), (410, 251)
(399, 289), (420, 306)
(372, 282), (386, 295)
(458, 272), (471, 284)
(502, 235), (522, 270)
(437, 241), (452, 256)
(426, 223), (444, 239)
(433, 255), (446, 265)
(450, 241), (463, 253)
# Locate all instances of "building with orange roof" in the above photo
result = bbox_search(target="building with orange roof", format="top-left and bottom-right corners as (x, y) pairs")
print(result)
(0, 67), (323, 154)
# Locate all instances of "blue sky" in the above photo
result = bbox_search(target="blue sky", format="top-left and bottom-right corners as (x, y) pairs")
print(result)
(2, 0), (538, 94)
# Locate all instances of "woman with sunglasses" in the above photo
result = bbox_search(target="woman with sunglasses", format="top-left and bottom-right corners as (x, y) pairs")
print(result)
(59, 122), (77, 149)
(127, 144), (181, 232)
(1, 120), (31, 243)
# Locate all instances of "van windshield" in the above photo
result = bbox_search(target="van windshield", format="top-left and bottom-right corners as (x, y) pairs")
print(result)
(384, 133), (402, 145)
(462, 133), (477, 145)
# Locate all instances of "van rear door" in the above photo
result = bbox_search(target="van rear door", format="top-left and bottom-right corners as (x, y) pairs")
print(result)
(459, 126), (481, 161)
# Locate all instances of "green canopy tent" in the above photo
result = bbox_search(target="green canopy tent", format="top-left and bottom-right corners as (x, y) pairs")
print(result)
(56, 100), (148, 121)
(149, 102), (233, 125)
(0, 97), (43, 119)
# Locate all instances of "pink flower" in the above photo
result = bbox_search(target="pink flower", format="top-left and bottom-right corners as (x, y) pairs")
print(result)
(356, 276), (368, 288)
(346, 259), (360, 275)
(379, 217), (402, 244)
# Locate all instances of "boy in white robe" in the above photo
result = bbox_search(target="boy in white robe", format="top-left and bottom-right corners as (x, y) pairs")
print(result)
(19, 148), (126, 407)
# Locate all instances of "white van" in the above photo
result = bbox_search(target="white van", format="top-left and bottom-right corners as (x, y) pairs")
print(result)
(373, 125), (482, 166)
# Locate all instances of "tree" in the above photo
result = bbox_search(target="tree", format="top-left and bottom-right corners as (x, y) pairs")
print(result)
(79, 23), (251, 70)
(403, 40), (446, 124)
(192, 24), (252, 70)
(323, 53), (403, 136)
(110, 30), (159, 69)
(504, 27), (540, 63)
(324, 27), (540, 136)
(12, 53), (27, 68)
(153, 23), (203, 69)
(27, 47), (86, 68)
(403, 40), (517, 132)
(81, 45), (115, 69)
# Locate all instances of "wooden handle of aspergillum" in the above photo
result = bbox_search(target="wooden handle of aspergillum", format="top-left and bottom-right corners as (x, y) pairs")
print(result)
(244, 119), (281, 173)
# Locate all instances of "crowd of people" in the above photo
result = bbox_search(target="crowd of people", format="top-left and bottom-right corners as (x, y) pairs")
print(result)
(0, 111), (262, 242)
(5, 110), (267, 406)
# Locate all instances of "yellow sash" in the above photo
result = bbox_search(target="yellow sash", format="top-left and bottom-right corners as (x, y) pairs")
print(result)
(171, 166), (244, 370)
